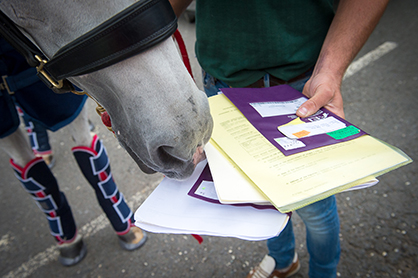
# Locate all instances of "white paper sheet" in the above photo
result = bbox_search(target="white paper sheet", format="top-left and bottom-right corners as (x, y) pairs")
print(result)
(134, 160), (289, 241)
(278, 116), (346, 139)
(205, 141), (271, 204)
(343, 179), (379, 191)
(249, 97), (307, 117)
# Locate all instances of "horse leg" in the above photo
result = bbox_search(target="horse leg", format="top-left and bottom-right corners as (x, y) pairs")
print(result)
(68, 105), (147, 250)
(20, 108), (55, 167)
(66, 104), (93, 147)
(0, 128), (87, 266)
(0, 127), (35, 166)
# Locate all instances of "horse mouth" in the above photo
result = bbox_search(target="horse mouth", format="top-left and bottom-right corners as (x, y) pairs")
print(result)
(123, 143), (157, 175)
(162, 162), (195, 180)
(121, 141), (195, 180)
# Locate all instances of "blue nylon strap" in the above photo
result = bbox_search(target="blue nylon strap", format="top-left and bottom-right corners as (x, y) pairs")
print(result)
(46, 215), (63, 237)
(34, 195), (58, 213)
(91, 140), (110, 175)
(114, 194), (133, 223)
(98, 173), (118, 199)
(4, 67), (39, 92)
(16, 175), (46, 193)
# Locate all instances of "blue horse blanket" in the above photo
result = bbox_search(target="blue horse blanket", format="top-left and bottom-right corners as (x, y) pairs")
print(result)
(0, 38), (87, 138)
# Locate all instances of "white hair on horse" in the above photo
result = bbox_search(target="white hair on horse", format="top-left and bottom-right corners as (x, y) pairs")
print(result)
(0, 0), (213, 180)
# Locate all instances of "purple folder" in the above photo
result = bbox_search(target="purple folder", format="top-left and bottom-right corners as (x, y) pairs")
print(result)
(187, 163), (277, 211)
(220, 85), (367, 156)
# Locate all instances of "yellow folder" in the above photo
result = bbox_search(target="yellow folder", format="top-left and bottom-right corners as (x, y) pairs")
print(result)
(208, 94), (412, 213)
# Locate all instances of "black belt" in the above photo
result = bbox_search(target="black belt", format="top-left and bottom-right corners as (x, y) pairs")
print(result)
(246, 68), (314, 88)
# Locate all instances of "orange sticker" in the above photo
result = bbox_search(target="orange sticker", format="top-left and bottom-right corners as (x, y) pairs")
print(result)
(292, 130), (311, 138)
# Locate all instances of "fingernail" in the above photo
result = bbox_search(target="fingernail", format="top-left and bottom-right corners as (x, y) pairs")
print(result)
(298, 107), (308, 116)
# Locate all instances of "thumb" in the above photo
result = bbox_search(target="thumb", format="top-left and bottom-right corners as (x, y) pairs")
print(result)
(296, 97), (321, 118)
(296, 82), (344, 118)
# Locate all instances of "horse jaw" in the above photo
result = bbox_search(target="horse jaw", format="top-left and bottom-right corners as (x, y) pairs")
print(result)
(70, 38), (213, 180)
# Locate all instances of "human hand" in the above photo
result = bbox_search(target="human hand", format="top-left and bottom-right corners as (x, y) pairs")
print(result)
(296, 72), (345, 119)
(192, 145), (206, 167)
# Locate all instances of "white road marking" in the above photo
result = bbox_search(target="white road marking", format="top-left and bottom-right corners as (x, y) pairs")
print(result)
(0, 233), (12, 252)
(344, 41), (398, 80)
(1, 41), (399, 278)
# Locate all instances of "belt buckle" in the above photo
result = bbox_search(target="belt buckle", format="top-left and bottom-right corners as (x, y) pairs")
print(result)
(0, 75), (14, 95)
(35, 55), (64, 90)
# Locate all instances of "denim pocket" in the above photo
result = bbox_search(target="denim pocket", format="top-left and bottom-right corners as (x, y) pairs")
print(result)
(202, 70), (231, 97)
(202, 70), (219, 97)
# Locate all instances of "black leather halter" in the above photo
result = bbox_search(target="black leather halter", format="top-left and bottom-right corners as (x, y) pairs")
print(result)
(0, 0), (177, 93)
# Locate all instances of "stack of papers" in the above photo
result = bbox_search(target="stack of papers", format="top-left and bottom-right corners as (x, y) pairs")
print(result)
(208, 86), (412, 212)
(205, 141), (380, 206)
(134, 160), (289, 241)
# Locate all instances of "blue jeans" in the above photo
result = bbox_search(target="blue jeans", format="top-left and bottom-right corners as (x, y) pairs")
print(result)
(268, 196), (340, 278)
(203, 71), (341, 278)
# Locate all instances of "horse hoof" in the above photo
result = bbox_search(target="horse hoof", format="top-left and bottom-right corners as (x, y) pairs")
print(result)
(118, 226), (148, 251)
(58, 234), (87, 266)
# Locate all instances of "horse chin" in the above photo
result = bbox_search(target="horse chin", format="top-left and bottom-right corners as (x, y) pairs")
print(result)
(161, 162), (195, 181)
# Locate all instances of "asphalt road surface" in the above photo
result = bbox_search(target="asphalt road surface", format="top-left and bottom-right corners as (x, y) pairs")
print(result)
(0, 1), (417, 277)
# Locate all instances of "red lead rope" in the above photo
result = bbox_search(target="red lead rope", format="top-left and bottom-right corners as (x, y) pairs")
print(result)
(173, 29), (194, 80)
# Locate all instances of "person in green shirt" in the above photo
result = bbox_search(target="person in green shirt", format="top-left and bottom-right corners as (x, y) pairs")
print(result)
(170, 1), (389, 277)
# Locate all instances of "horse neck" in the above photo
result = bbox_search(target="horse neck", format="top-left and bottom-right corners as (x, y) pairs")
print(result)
(0, 0), (138, 57)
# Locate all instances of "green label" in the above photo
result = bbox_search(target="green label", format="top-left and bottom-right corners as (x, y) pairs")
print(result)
(327, 125), (360, 140)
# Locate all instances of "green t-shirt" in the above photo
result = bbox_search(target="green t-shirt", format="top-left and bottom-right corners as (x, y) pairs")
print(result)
(195, 0), (335, 87)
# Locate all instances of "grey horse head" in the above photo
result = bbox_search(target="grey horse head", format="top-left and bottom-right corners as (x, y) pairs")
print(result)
(0, 0), (213, 180)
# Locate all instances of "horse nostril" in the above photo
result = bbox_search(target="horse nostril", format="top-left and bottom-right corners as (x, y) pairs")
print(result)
(156, 144), (191, 163)
(156, 145), (195, 180)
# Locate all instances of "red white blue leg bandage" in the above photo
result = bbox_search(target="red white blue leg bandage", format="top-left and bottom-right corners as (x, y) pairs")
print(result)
(11, 157), (77, 244)
(72, 134), (134, 235)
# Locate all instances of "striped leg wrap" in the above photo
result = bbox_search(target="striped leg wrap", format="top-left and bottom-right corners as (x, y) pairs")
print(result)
(11, 157), (77, 243)
(72, 134), (134, 234)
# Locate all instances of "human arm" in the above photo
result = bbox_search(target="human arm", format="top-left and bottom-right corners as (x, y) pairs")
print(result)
(296, 0), (389, 119)
(169, 0), (193, 18)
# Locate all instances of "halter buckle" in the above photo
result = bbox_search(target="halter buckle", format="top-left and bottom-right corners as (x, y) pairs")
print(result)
(35, 55), (64, 89)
